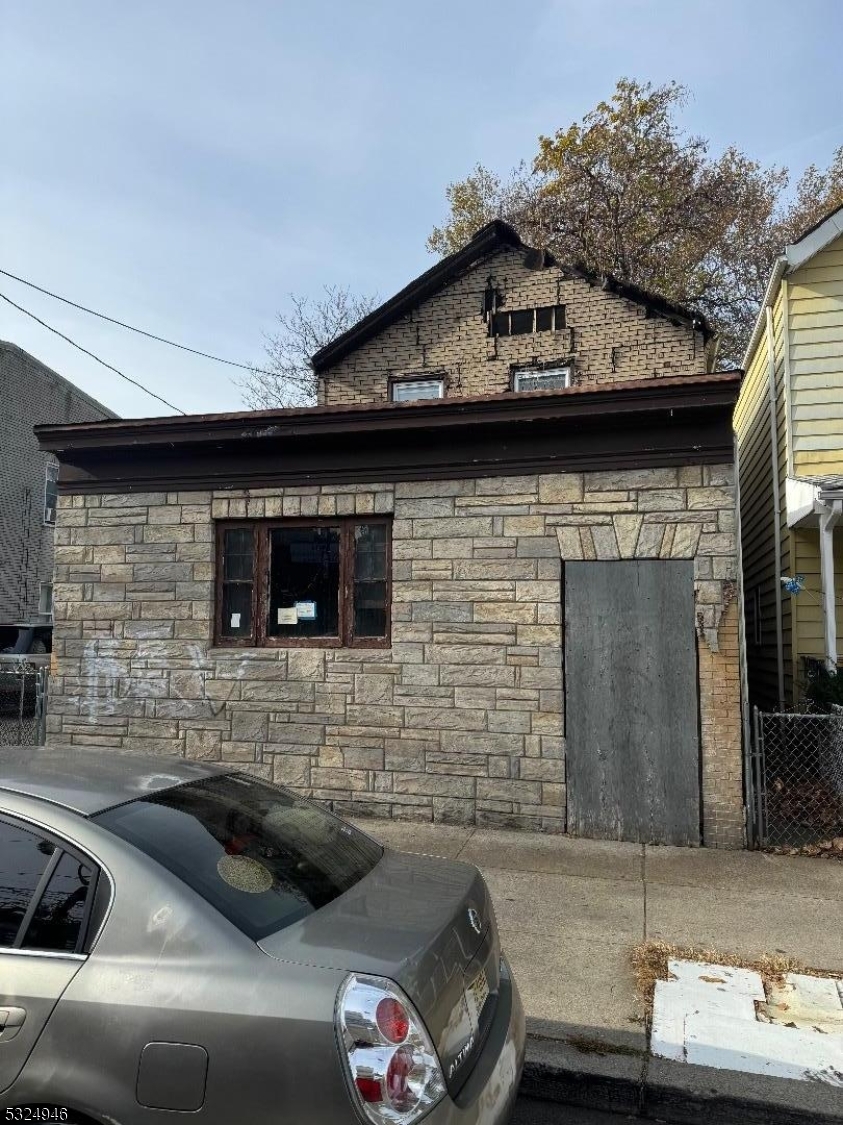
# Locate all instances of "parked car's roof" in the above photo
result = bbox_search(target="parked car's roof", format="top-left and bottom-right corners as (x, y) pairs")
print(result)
(0, 745), (224, 815)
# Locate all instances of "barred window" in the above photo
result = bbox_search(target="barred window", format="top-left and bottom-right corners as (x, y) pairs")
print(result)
(215, 519), (391, 648)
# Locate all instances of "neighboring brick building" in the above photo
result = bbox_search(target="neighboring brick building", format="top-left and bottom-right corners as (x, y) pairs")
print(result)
(38, 223), (745, 847)
(0, 341), (115, 625)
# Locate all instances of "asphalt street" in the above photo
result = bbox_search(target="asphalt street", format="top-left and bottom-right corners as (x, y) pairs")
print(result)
(513, 1098), (684, 1124)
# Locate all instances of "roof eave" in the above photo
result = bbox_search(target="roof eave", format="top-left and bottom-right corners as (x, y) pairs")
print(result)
(311, 221), (525, 373)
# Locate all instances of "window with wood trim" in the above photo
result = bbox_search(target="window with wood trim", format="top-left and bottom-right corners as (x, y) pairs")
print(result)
(215, 518), (391, 648)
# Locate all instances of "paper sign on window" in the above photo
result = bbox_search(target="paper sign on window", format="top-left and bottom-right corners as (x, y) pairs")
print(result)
(277, 607), (298, 625)
(295, 601), (317, 621)
(230, 613), (241, 629)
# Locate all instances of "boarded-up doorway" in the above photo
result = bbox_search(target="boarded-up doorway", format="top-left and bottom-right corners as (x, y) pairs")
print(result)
(564, 559), (700, 846)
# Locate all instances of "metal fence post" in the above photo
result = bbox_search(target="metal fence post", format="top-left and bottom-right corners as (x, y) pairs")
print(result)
(751, 706), (764, 847)
(36, 667), (49, 746)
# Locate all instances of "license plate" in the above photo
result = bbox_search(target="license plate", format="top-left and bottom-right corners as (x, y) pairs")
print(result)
(466, 967), (490, 1025)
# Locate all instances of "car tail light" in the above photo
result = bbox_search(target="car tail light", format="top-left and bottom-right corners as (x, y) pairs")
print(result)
(336, 973), (446, 1124)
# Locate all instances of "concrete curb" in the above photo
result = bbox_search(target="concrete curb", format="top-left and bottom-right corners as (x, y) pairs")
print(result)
(522, 1034), (843, 1124)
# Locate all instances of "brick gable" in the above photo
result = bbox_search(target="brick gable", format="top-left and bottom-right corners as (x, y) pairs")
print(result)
(320, 245), (712, 406)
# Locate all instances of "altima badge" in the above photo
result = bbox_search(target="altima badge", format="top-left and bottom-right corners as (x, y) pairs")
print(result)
(467, 907), (482, 934)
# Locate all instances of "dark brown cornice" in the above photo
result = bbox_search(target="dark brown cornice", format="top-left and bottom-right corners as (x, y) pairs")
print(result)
(35, 374), (741, 494)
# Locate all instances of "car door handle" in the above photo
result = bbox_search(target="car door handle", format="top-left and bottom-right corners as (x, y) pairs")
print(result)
(0, 1007), (26, 1042)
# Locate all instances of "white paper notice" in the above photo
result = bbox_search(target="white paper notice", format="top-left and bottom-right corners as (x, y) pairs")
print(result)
(230, 613), (241, 628)
(277, 607), (298, 625)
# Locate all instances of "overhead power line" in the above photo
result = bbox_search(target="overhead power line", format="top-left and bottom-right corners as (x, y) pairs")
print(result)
(0, 290), (187, 415)
(0, 265), (274, 376)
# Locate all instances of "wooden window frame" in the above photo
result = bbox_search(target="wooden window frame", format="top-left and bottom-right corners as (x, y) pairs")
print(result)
(214, 517), (392, 650)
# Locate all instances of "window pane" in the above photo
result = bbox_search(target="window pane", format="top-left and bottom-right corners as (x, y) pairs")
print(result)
(44, 462), (59, 524)
(491, 312), (509, 336)
(391, 380), (443, 402)
(95, 774), (383, 942)
(354, 524), (388, 638)
(553, 304), (566, 329)
(509, 309), (534, 335)
(267, 526), (340, 638)
(0, 822), (55, 948)
(223, 528), (254, 581)
(535, 306), (553, 332)
(222, 583), (253, 637)
(221, 528), (254, 638)
(22, 852), (93, 953)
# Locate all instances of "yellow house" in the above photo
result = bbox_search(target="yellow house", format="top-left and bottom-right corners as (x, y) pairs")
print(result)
(735, 205), (843, 710)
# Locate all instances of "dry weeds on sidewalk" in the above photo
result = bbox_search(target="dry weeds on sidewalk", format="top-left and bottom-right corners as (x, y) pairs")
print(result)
(631, 940), (843, 1018)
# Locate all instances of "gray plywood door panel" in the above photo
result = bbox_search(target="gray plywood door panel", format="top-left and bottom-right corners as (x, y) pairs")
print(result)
(564, 560), (700, 846)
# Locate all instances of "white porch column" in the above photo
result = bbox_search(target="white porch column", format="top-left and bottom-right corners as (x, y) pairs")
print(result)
(819, 506), (841, 671)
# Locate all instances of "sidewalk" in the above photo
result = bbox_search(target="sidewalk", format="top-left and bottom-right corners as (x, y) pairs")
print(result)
(353, 817), (843, 1122)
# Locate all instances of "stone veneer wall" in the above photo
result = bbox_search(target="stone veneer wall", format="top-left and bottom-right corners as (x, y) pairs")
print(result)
(48, 465), (744, 847)
(319, 246), (710, 406)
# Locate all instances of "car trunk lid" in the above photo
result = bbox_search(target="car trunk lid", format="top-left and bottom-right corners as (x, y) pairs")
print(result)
(258, 847), (500, 1095)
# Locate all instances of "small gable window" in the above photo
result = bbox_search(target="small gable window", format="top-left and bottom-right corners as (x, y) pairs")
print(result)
(513, 367), (571, 393)
(390, 378), (445, 403)
(493, 304), (565, 337)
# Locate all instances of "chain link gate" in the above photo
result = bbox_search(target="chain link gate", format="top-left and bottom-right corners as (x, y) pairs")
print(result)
(0, 662), (49, 746)
(750, 706), (843, 847)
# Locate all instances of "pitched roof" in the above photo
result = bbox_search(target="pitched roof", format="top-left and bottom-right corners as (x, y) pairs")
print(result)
(742, 203), (843, 370)
(312, 221), (712, 373)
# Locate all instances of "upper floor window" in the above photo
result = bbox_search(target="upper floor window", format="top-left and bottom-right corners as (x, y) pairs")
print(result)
(38, 583), (53, 619)
(493, 304), (566, 337)
(390, 377), (444, 402)
(513, 367), (571, 393)
(44, 462), (59, 524)
(216, 518), (391, 648)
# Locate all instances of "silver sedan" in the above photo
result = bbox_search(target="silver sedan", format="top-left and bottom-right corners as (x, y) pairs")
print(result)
(0, 747), (525, 1124)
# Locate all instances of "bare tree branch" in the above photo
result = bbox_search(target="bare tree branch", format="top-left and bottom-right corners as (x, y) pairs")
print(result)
(238, 286), (377, 409)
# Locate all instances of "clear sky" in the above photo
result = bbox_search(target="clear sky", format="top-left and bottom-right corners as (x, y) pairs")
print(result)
(2, 0), (841, 418)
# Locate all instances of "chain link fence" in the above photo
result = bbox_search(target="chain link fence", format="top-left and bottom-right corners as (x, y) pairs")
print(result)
(0, 662), (49, 746)
(751, 706), (843, 847)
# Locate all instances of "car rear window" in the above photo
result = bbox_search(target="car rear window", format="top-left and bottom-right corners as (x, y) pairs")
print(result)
(94, 774), (383, 941)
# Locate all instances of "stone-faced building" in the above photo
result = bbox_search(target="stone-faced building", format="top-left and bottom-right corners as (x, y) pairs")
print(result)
(0, 341), (115, 626)
(37, 222), (745, 847)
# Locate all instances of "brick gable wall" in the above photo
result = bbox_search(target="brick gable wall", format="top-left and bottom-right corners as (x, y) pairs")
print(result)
(319, 248), (710, 405)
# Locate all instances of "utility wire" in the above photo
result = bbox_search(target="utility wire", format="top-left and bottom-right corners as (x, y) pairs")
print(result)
(0, 290), (187, 415)
(0, 265), (274, 376)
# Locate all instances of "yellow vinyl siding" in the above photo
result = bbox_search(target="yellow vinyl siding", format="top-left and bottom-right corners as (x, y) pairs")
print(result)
(787, 233), (843, 477)
(790, 529), (843, 692)
(734, 287), (792, 707)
